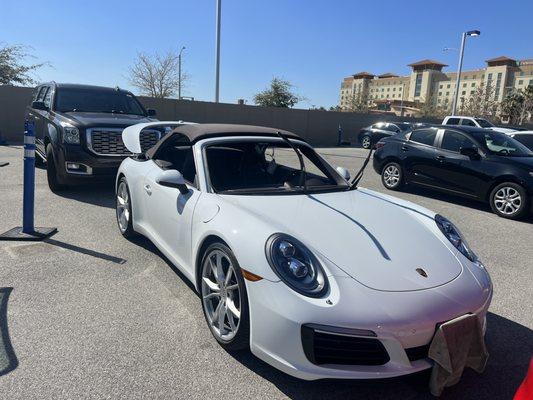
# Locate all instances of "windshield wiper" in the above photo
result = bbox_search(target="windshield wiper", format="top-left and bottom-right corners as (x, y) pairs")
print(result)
(276, 131), (307, 193)
(349, 147), (374, 190)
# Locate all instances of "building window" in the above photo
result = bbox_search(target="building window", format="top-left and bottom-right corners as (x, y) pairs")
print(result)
(399, 87), (402, 91)
(393, 87), (396, 91)
(462, 91), (466, 95)
(463, 83), (467, 87)
(471, 91), (475, 94)
(446, 91), (449, 96)
(438, 92), (442, 96)
(471, 83), (475, 87)
(414, 73), (423, 97)
(519, 80), (523, 85)
(447, 84), (451, 88)
(472, 75), (476, 79)
(529, 79), (533, 87)
(439, 84), (443, 89)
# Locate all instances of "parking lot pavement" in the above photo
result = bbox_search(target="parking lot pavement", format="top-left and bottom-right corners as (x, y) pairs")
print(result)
(0, 145), (531, 400)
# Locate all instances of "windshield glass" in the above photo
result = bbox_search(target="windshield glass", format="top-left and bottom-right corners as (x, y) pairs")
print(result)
(481, 131), (533, 157)
(206, 140), (348, 194)
(55, 88), (146, 115)
(396, 123), (413, 132)
(475, 118), (494, 128)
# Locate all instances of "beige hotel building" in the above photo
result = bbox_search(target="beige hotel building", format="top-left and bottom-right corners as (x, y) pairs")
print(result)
(339, 56), (533, 116)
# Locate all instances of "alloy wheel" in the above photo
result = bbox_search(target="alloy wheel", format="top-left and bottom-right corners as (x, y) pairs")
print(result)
(383, 165), (400, 188)
(116, 181), (130, 232)
(494, 186), (522, 215)
(201, 249), (241, 342)
(362, 136), (371, 149)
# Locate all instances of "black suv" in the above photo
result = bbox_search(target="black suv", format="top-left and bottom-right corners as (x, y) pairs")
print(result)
(373, 125), (533, 219)
(26, 83), (159, 191)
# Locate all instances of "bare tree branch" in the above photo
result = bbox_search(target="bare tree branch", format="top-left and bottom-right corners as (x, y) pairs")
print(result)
(0, 43), (48, 85)
(128, 51), (188, 98)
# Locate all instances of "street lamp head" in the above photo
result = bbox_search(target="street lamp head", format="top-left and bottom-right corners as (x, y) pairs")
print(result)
(466, 30), (481, 37)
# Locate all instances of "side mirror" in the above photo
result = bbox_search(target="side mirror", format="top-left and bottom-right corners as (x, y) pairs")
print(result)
(459, 147), (480, 159)
(32, 101), (48, 111)
(147, 108), (157, 117)
(336, 166), (351, 181)
(156, 169), (189, 194)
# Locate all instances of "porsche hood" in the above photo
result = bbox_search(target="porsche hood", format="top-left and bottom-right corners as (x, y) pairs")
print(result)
(226, 189), (463, 292)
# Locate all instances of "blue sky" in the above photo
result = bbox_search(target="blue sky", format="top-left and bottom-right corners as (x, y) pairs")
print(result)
(1, 0), (532, 108)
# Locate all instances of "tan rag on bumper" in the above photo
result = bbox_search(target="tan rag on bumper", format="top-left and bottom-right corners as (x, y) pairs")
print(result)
(428, 314), (489, 396)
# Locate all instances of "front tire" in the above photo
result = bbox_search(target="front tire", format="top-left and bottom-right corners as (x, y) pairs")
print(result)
(381, 161), (404, 191)
(361, 135), (372, 149)
(116, 177), (136, 238)
(46, 144), (66, 192)
(200, 242), (250, 351)
(489, 182), (529, 220)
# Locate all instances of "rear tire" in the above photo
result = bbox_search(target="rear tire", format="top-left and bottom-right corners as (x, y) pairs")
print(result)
(489, 182), (529, 220)
(381, 162), (404, 191)
(46, 144), (66, 192)
(361, 135), (372, 149)
(200, 242), (250, 351)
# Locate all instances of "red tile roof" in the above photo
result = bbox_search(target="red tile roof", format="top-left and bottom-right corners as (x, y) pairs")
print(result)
(408, 59), (448, 67)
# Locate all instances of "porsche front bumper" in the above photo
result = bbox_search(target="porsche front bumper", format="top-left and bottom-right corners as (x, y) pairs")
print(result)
(246, 271), (492, 381)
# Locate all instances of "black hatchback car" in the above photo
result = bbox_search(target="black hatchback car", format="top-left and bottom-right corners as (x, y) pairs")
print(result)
(358, 122), (429, 149)
(373, 125), (533, 219)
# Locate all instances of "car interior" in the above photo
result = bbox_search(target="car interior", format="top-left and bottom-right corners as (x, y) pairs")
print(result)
(153, 144), (197, 185)
(204, 141), (340, 192)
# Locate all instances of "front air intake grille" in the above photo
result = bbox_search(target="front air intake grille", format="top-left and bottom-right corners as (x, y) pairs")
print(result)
(301, 325), (390, 366)
(405, 343), (430, 362)
(87, 128), (160, 155)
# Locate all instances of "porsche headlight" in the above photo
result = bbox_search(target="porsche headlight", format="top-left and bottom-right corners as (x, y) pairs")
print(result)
(435, 214), (477, 262)
(265, 233), (328, 297)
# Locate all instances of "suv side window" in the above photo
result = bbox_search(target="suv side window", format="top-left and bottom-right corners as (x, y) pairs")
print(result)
(36, 86), (48, 102)
(43, 86), (52, 109)
(32, 86), (42, 102)
(409, 129), (437, 146)
(441, 130), (476, 153)
(445, 117), (460, 125)
(460, 118), (476, 127)
(384, 124), (400, 132)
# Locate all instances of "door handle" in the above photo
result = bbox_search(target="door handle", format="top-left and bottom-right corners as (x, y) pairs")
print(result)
(436, 155), (446, 162)
(401, 145), (409, 151)
(144, 184), (152, 195)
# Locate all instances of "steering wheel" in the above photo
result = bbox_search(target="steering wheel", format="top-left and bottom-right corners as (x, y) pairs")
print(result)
(285, 170), (305, 186)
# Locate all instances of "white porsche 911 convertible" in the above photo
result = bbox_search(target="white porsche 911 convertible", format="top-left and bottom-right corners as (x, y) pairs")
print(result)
(116, 122), (492, 381)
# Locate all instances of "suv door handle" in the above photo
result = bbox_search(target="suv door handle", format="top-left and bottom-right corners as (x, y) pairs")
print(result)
(144, 184), (152, 195)
(401, 145), (409, 151)
(436, 155), (446, 162)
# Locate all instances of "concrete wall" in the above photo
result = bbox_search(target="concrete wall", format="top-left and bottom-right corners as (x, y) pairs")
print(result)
(0, 85), (33, 144)
(0, 84), (443, 145)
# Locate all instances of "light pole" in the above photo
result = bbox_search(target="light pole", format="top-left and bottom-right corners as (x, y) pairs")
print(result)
(451, 30), (480, 116)
(215, 0), (222, 102)
(178, 46), (185, 100)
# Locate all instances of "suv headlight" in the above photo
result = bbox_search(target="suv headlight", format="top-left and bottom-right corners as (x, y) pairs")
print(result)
(62, 124), (80, 144)
(265, 233), (328, 297)
(435, 214), (477, 262)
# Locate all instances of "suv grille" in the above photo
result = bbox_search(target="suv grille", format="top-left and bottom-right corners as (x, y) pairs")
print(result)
(87, 128), (160, 155)
(301, 325), (390, 366)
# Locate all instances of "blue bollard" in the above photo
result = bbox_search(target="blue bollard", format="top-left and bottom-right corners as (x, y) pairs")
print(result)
(22, 121), (36, 233)
(0, 121), (57, 241)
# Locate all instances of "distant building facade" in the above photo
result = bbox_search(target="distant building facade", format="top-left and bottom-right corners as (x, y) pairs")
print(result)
(339, 56), (533, 117)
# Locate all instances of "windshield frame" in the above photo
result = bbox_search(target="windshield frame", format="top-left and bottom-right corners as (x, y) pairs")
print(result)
(54, 88), (147, 116)
(199, 137), (350, 195)
(475, 118), (494, 128)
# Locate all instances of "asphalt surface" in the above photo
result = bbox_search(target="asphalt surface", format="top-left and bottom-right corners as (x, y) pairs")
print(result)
(0, 145), (531, 400)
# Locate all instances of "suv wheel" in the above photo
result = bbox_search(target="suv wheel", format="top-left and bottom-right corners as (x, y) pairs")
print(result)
(46, 144), (66, 192)
(381, 162), (404, 190)
(361, 135), (372, 149)
(489, 182), (529, 220)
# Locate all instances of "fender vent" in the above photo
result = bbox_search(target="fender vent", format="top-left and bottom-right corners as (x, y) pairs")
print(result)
(301, 325), (390, 366)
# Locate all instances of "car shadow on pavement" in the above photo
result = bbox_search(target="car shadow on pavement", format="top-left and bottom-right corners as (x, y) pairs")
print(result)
(54, 181), (116, 209)
(0, 287), (18, 377)
(227, 312), (532, 400)
(402, 186), (533, 224)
